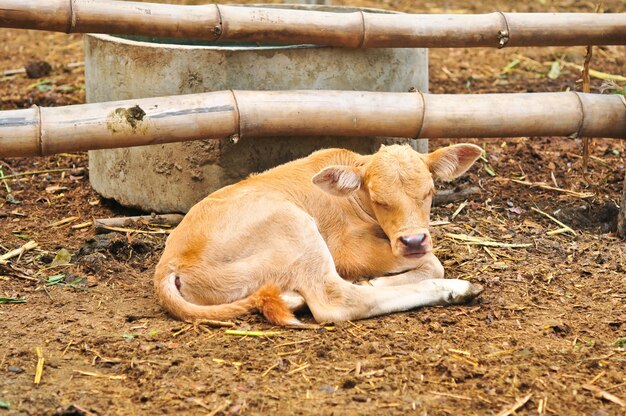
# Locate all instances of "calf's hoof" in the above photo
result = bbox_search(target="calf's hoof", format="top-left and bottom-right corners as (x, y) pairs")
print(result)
(445, 281), (484, 305)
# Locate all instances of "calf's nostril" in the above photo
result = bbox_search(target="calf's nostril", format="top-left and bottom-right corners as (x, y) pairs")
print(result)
(399, 233), (427, 248)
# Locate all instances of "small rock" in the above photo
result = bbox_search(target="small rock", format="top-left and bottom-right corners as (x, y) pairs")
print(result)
(342, 379), (357, 389)
(5, 194), (20, 205)
(7, 366), (24, 373)
(25, 61), (52, 79)
(45, 185), (68, 194)
(429, 322), (443, 332)
(319, 385), (335, 394)
(544, 321), (571, 335)
(78, 234), (116, 255)
(385, 365), (398, 374)
(352, 394), (368, 403)
(78, 253), (106, 274)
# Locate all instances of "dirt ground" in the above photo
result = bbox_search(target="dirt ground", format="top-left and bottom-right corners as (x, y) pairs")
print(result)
(1, 0), (625, 415)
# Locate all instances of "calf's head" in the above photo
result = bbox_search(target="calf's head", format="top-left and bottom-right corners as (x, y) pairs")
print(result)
(313, 144), (482, 259)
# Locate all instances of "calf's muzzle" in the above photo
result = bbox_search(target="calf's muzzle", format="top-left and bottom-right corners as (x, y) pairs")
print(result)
(398, 233), (430, 253)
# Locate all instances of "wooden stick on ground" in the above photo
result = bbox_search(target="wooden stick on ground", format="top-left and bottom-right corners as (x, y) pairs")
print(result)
(224, 330), (282, 337)
(0, 168), (85, 180)
(33, 347), (44, 385)
(73, 370), (126, 380)
(0, 240), (38, 264)
(94, 214), (184, 234)
(0, 263), (38, 281)
(434, 187), (480, 206)
(582, 384), (626, 407)
(509, 179), (594, 198)
(446, 233), (532, 248)
(95, 225), (172, 236)
(495, 393), (533, 416)
(530, 207), (577, 236)
(428, 391), (473, 401)
(196, 320), (236, 328)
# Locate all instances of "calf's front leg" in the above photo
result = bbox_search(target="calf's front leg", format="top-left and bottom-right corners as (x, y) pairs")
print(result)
(279, 210), (482, 323)
(366, 253), (445, 287)
(302, 272), (483, 323)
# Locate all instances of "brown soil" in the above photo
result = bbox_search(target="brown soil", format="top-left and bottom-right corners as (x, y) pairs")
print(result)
(1, 1), (625, 415)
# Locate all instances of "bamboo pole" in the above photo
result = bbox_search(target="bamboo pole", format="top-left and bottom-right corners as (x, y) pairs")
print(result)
(0, 1), (625, 47)
(1, 91), (625, 158)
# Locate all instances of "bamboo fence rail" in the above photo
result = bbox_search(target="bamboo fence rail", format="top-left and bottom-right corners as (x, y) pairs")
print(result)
(1, 1), (625, 47)
(1, 90), (624, 158)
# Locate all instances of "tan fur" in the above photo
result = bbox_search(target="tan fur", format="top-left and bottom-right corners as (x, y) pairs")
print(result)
(253, 284), (299, 326)
(154, 144), (484, 324)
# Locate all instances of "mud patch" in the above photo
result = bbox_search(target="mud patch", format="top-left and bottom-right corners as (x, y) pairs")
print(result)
(554, 200), (619, 233)
(106, 105), (146, 134)
(78, 234), (157, 258)
(178, 69), (204, 93)
(184, 139), (222, 166)
(77, 233), (162, 272)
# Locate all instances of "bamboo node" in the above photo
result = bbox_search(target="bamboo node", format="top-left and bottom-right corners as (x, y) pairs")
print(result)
(65, 0), (74, 34)
(411, 89), (426, 139)
(357, 11), (366, 49)
(496, 12), (510, 49)
(214, 4), (224, 41)
(571, 91), (585, 139)
(498, 30), (509, 48)
(33, 104), (43, 157)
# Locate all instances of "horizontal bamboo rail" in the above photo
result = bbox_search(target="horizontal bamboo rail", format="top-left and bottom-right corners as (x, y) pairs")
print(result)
(1, 1), (625, 47)
(1, 91), (625, 157)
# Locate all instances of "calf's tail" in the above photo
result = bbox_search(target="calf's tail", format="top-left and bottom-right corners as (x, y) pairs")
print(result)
(155, 271), (300, 326)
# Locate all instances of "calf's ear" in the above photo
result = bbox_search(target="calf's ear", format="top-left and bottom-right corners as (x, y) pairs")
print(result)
(426, 144), (483, 181)
(312, 166), (362, 196)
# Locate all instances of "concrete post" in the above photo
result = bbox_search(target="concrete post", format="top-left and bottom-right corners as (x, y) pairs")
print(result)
(85, 6), (428, 213)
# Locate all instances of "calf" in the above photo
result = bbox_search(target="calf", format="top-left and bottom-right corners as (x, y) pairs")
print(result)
(154, 143), (484, 325)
